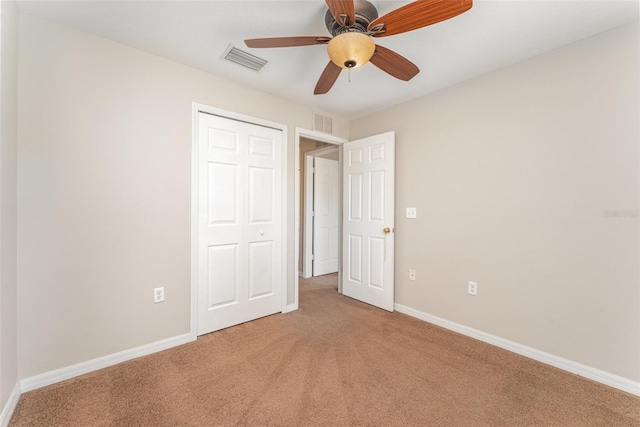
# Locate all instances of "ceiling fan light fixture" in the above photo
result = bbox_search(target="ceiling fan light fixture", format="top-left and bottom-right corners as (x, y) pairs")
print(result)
(327, 32), (375, 69)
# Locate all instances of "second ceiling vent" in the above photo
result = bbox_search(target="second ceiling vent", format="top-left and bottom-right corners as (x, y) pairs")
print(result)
(222, 45), (268, 72)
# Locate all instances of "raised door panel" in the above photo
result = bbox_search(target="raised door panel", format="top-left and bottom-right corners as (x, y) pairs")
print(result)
(348, 234), (362, 283)
(248, 241), (274, 299)
(348, 173), (363, 222)
(207, 244), (239, 309)
(248, 166), (274, 224)
(368, 237), (384, 290)
(207, 163), (239, 225)
(369, 170), (385, 222)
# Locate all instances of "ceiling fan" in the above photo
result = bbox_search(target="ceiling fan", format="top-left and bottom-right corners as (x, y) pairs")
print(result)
(245, 0), (473, 95)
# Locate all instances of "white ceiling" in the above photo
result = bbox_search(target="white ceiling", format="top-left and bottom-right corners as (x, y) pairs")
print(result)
(17, 0), (639, 119)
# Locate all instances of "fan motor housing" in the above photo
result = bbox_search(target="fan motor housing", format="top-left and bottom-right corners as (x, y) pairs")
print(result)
(324, 0), (379, 36)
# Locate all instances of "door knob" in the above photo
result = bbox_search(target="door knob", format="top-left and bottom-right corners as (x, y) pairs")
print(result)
(383, 227), (392, 234)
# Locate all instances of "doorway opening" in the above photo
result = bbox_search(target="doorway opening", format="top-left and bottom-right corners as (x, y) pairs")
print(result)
(302, 144), (339, 278)
(294, 128), (395, 313)
(294, 129), (347, 310)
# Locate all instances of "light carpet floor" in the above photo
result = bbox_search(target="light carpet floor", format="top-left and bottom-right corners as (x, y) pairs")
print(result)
(10, 273), (640, 426)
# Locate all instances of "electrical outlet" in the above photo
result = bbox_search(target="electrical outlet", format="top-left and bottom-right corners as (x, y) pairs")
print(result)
(154, 287), (165, 303)
(409, 269), (416, 281)
(468, 281), (478, 296)
(406, 207), (417, 218)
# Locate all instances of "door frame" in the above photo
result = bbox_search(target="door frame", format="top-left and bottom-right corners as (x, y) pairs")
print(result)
(191, 103), (288, 340)
(294, 128), (347, 308)
(302, 145), (339, 279)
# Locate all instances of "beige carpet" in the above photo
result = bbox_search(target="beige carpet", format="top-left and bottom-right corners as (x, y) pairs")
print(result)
(10, 274), (640, 426)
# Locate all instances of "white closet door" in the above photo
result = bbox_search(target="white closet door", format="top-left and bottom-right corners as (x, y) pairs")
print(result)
(197, 113), (282, 335)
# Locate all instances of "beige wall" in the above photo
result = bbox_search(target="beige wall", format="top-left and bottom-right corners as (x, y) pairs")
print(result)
(351, 23), (639, 381)
(1, 0), (20, 408)
(16, 13), (349, 379)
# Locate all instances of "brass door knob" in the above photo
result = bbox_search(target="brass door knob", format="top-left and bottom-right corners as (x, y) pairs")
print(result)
(383, 227), (392, 234)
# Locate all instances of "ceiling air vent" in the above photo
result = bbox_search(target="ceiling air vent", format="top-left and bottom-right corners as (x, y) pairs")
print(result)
(222, 45), (268, 72)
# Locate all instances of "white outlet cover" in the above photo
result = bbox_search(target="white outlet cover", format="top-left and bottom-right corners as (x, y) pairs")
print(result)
(406, 207), (417, 218)
(468, 281), (478, 296)
(153, 287), (165, 303)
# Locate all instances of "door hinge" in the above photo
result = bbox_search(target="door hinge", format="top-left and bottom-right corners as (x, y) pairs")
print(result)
(311, 211), (315, 217)
(311, 254), (315, 260)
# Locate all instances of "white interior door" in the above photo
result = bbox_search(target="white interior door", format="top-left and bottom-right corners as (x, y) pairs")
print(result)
(312, 157), (339, 276)
(197, 112), (282, 335)
(342, 132), (395, 311)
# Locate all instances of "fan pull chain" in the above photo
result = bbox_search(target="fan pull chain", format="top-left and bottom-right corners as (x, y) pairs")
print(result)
(348, 68), (351, 83)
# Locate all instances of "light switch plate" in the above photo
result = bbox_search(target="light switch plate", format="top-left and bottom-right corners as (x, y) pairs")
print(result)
(406, 207), (417, 218)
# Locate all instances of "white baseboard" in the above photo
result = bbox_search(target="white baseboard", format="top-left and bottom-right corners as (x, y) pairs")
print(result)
(395, 303), (640, 397)
(20, 333), (193, 393)
(0, 382), (21, 427)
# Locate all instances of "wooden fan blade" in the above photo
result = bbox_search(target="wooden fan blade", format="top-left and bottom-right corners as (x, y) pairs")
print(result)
(314, 61), (342, 95)
(369, 0), (472, 38)
(370, 45), (419, 81)
(245, 36), (331, 48)
(325, 0), (355, 27)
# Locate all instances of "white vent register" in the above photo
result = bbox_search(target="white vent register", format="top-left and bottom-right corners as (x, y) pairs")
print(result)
(313, 112), (333, 134)
(222, 44), (268, 72)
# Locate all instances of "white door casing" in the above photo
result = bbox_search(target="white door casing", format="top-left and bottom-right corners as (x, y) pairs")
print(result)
(197, 112), (283, 335)
(312, 157), (339, 276)
(342, 132), (395, 311)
